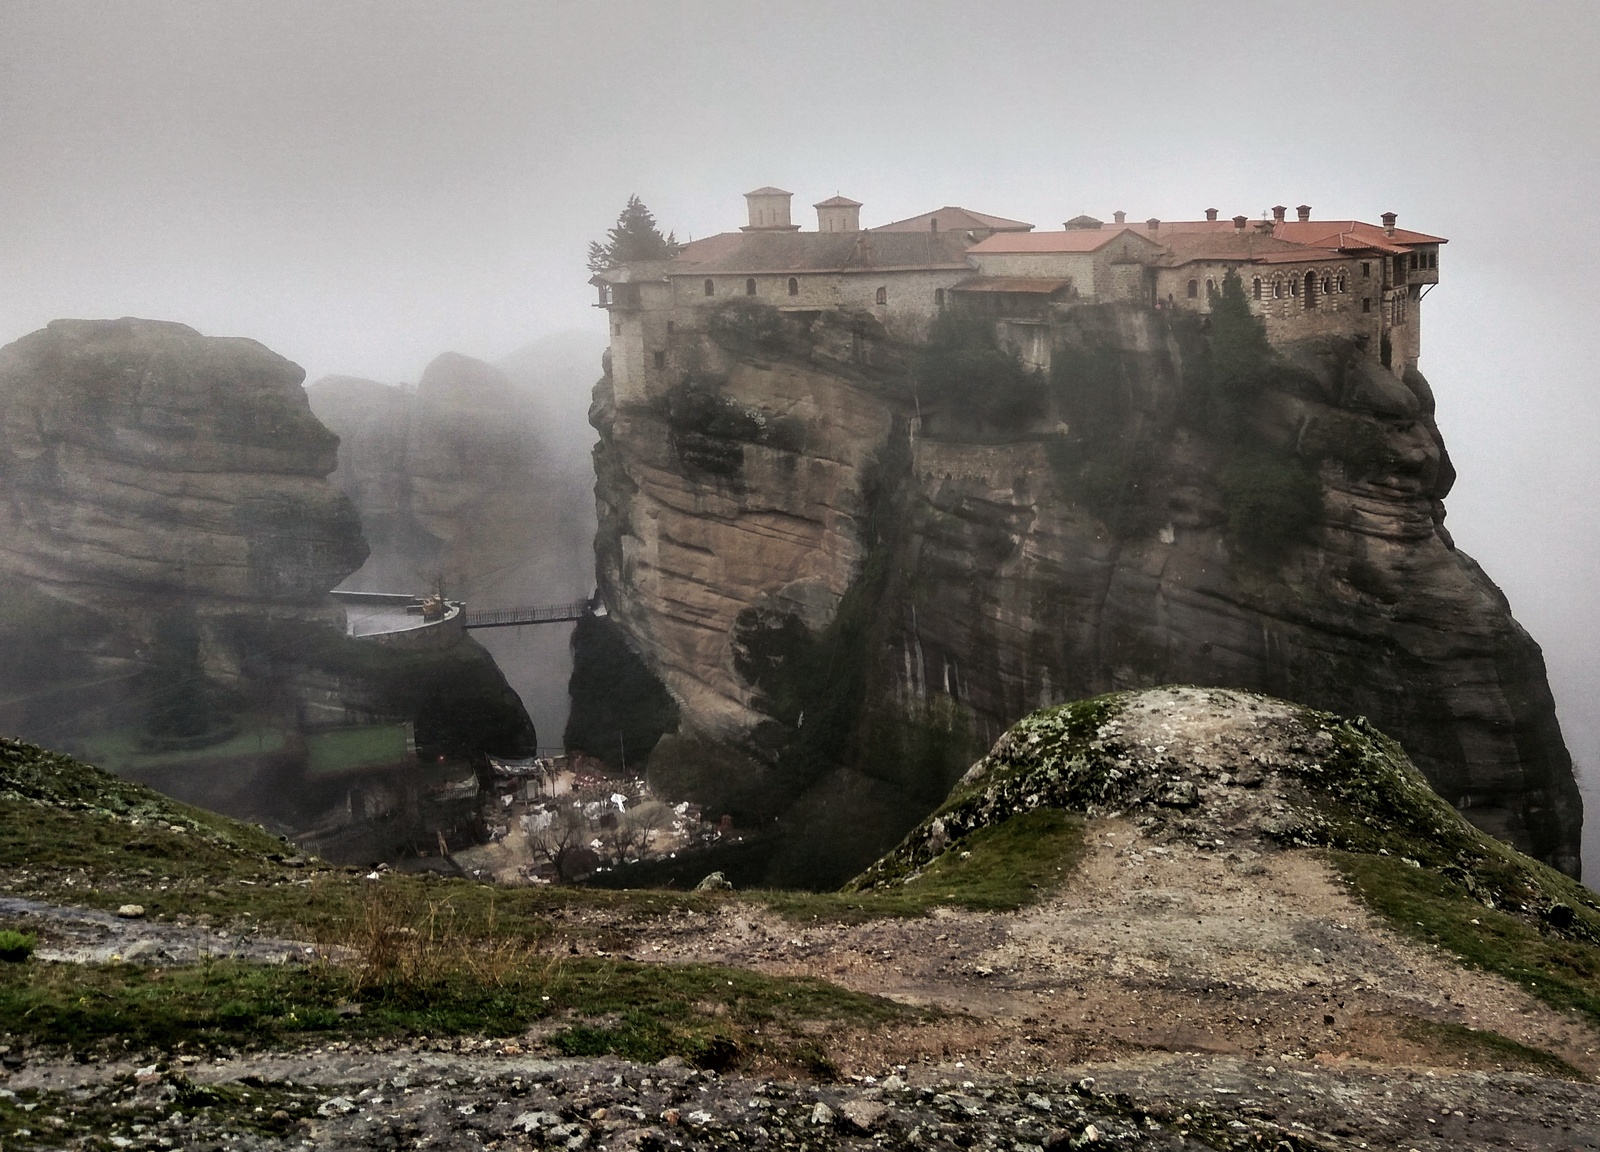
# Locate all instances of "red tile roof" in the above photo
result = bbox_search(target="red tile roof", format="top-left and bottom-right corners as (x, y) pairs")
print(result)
(1272, 220), (1447, 253)
(873, 206), (1035, 234)
(952, 276), (1074, 294)
(966, 227), (1160, 254)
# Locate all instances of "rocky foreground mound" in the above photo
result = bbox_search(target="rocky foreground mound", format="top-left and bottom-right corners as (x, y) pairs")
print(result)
(858, 686), (1598, 943)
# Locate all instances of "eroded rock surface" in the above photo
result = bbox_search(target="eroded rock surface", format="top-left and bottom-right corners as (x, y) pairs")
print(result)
(0, 321), (534, 858)
(587, 301), (1582, 877)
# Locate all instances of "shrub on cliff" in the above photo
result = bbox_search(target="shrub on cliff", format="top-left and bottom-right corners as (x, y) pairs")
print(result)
(1200, 269), (1274, 404)
(659, 375), (771, 476)
(915, 312), (1047, 431)
(1218, 447), (1323, 557)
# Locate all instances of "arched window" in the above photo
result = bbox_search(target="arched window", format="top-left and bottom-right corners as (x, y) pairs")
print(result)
(1289, 277), (1298, 297)
(745, 278), (757, 296)
(1304, 271), (1318, 308)
(1322, 275), (1332, 295)
(703, 279), (715, 297)
(1273, 278), (1283, 299)
(1187, 279), (1198, 298)
(934, 288), (945, 307)
(875, 286), (887, 305)
(787, 277), (799, 296)
(1205, 278), (1216, 296)
(1252, 277), (1262, 300)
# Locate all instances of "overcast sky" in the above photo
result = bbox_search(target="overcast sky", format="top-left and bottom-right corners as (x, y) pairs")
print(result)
(3, 0), (1598, 876)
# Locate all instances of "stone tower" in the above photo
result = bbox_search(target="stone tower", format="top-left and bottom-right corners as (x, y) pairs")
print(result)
(742, 187), (801, 232)
(814, 195), (863, 233)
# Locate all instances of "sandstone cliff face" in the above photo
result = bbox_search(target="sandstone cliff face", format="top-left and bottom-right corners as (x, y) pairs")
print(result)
(0, 319), (535, 858)
(0, 319), (366, 680)
(306, 351), (596, 742)
(588, 299), (1583, 880)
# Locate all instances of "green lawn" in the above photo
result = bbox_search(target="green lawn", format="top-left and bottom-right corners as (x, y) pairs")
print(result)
(305, 724), (412, 778)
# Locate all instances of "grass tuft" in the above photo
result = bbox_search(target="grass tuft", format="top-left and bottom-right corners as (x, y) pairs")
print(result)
(0, 930), (35, 963)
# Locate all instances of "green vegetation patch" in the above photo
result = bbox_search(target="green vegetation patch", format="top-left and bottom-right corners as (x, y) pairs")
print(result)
(851, 694), (1118, 893)
(0, 930), (35, 963)
(767, 807), (1085, 922)
(916, 311), (1047, 431)
(1217, 447), (1323, 557)
(1396, 1016), (1585, 1079)
(0, 737), (284, 859)
(0, 953), (917, 1074)
(1332, 850), (1600, 1028)
(304, 724), (412, 778)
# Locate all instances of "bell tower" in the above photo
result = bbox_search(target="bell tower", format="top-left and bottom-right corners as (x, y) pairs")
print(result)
(814, 195), (862, 233)
(742, 187), (801, 232)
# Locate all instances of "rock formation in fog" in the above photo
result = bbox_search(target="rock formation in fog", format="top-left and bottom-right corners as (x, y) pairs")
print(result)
(307, 348), (598, 742)
(0, 319), (534, 847)
(583, 299), (1583, 884)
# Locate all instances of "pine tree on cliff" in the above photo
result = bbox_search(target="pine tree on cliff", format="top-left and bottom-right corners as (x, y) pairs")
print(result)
(587, 196), (680, 272)
(1206, 269), (1273, 400)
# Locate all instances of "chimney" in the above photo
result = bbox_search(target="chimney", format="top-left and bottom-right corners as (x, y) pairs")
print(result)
(1113, 210), (1126, 225)
(1146, 218), (1160, 232)
(743, 187), (800, 231)
(1272, 205), (1287, 223)
(1296, 204), (1312, 222)
(1232, 215), (1248, 232)
(813, 195), (862, 233)
(1381, 211), (1397, 236)
(1205, 208), (1219, 222)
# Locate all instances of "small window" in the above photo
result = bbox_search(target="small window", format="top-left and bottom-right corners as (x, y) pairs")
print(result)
(666, 320), (674, 333)
(1289, 277), (1298, 297)
(703, 279), (715, 296)
(1252, 277), (1262, 300)
(745, 278), (757, 296)
(1273, 278), (1283, 299)
(874, 286), (887, 305)
(1429, 252), (1437, 269)
(1337, 273), (1347, 292)
(653, 351), (665, 369)
(1322, 276), (1332, 295)
(1409, 253), (1419, 270)
(934, 288), (945, 307)
(1205, 278), (1216, 296)
(1361, 262), (1371, 278)
(788, 277), (799, 296)
(1362, 297), (1371, 313)
(1187, 279), (1198, 298)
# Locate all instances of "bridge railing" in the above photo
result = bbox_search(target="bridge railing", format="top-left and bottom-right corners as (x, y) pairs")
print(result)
(462, 600), (592, 630)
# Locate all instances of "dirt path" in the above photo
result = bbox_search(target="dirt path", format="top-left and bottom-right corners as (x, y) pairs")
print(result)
(0, 895), (311, 966)
(557, 829), (1600, 1082)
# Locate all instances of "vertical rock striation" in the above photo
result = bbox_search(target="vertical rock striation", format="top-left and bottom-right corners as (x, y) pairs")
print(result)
(586, 298), (1582, 880)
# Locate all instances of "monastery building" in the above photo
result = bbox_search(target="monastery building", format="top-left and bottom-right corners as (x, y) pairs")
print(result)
(593, 188), (1443, 401)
